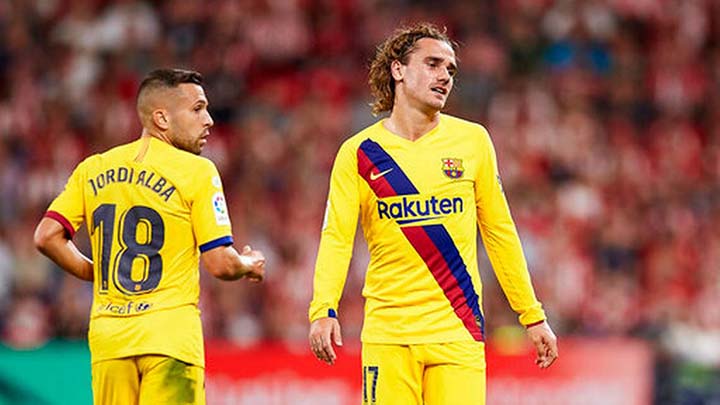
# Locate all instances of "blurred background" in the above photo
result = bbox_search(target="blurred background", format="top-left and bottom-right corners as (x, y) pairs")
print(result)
(0, 0), (719, 404)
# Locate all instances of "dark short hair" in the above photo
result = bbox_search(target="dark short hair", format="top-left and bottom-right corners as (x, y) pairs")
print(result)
(137, 68), (203, 100)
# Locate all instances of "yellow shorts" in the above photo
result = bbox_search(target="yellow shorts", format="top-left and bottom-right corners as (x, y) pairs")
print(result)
(361, 341), (486, 405)
(91, 355), (205, 405)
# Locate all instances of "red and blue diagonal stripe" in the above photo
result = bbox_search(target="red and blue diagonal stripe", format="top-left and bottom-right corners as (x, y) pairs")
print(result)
(401, 225), (484, 340)
(357, 139), (484, 340)
(358, 139), (418, 197)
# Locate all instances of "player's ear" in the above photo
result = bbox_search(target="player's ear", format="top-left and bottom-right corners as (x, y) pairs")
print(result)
(391, 60), (404, 81)
(152, 109), (170, 130)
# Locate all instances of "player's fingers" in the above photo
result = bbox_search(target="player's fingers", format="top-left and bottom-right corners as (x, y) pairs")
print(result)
(539, 354), (554, 368)
(537, 349), (550, 368)
(320, 336), (337, 364)
(313, 348), (328, 363)
(537, 337), (558, 369)
(241, 267), (262, 281)
(543, 338), (559, 368)
(318, 325), (336, 364)
(312, 344), (326, 362)
(532, 337), (548, 365)
(309, 335), (326, 362)
(247, 250), (263, 261)
(534, 339), (546, 359)
(313, 340), (332, 364)
(547, 336), (558, 355)
(246, 254), (265, 271)
(309, 324), (335, 364)
(542, 356), (557, 368)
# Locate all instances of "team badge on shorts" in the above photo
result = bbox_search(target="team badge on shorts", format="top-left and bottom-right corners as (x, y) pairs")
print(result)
(442, 158), (464, 179)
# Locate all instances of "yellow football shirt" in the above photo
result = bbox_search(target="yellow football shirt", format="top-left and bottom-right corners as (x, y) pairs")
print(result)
(309, 114), (546, 344)
(46, 136), (233, 366)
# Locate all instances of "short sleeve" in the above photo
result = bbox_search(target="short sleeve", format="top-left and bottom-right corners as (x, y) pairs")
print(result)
(46, 159), (90, 238)
(190, 160), (234, 252)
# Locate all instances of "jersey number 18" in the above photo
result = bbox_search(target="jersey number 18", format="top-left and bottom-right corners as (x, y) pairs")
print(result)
(92, 204), (165, 295)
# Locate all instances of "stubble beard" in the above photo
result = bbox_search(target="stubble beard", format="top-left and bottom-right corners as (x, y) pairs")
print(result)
(176, 137), (202, 155)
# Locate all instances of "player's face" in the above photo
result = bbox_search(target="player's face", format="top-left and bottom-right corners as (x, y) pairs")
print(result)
(167, 83), (214, 155)
(396, 38), (457, 113)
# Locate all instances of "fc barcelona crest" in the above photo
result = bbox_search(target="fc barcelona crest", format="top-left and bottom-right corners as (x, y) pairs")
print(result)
(442, 158), (464, 179)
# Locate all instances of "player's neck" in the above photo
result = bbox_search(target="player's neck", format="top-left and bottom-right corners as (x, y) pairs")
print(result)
(385, 103), (440, 141)
(141, 128), (174, 147)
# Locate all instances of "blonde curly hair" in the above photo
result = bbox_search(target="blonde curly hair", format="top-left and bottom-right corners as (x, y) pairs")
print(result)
(368, 22), (457, 116)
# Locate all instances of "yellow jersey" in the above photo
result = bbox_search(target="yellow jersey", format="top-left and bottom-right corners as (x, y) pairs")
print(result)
(309, 114), (546, 344)
(46, 136), (233, 366)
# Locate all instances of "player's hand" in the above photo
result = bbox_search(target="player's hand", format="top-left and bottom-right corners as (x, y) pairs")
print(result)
(309, 317), (343, 365)
(526, 321), (558, 369)
(239, 245), (265, 282)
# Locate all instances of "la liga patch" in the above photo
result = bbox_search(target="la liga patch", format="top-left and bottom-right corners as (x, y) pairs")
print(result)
(212, 192), (230, 225)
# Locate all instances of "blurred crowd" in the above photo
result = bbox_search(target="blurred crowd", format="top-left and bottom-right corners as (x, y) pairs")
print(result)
(1, 0), (720, 400)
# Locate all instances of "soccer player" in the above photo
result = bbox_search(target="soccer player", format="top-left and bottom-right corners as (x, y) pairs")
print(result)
(33, 68), (265, 405)
(308, 23), (558, 404)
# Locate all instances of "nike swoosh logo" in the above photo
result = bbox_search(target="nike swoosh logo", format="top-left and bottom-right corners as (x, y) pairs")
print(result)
(370, 168), (393, 181)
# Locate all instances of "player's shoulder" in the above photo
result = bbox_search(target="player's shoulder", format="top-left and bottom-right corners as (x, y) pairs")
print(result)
(185, 155), (219, 182)
(341, 120), (387, 150)
(92, 140), (143, 163)
(330, 120), (381, 159)
(74, 142), (130, 173)
(146, 141), (222, 200)
(441, 114), (489, 136)
(441, 113), (493, 146)
(146, 137), (218, 174)
(173, 149), (217, 172)
(75, 153), (101, 171)
(347, 121), (382, 146)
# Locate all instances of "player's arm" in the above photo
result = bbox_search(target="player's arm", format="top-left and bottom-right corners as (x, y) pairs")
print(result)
(34, 217), (93, 281)
(201, 244), (264, 281)
(35, 159), (93, 281)
(188, 158), (265, 282)
(308, 140), (360, 365)
(474, 127), (558, 367)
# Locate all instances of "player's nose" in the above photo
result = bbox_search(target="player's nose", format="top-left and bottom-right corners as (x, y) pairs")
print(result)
(437, 68), (451, 83)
